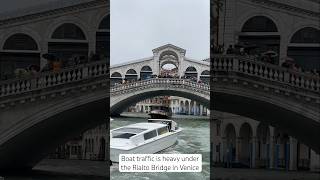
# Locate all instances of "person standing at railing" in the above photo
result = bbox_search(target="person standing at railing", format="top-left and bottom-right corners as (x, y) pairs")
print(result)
(52, 59), (62, 73)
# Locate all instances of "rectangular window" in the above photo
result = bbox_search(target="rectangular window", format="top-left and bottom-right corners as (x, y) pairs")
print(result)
(157, 127), (168, 135)
(144, 130), (157, 140)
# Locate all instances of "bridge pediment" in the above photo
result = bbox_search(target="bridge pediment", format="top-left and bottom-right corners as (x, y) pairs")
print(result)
(152, 44), (186, 56)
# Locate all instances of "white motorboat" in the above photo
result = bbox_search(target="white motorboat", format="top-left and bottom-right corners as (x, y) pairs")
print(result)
(110, 119), (181, 162)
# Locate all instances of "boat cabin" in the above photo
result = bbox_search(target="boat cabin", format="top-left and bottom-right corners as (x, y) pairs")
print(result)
(111, 123), (171, 147)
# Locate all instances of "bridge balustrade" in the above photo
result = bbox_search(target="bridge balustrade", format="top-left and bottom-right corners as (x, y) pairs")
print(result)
(0, 61), (108, 98)
(110, 78), (210, 95)
(212, 55), (320, 93)
(1, 56), (319, 99)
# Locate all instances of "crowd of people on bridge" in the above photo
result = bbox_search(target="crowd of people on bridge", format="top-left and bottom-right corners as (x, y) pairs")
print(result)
(0, 52), (108, 81)
(112, 74), (207, 86)
(214, 43), (320, 77)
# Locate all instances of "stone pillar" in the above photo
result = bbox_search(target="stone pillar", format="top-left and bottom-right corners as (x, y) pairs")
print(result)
(200, 105), (203, 116)
(235, 137), (241, 162)
(289, 137), (298, 171)
(310, 150), (320, 172)
(251, 136), (258, 168)
(88, 32), (96, 58)
(188, 104), (191, 115)
(193, 102), (197, 115)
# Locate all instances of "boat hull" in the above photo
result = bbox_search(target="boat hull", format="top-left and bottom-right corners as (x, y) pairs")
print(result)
(110, 130), (180, 162)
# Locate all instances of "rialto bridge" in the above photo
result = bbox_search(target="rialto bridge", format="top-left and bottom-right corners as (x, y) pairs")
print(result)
(110, 44), (210, 85)
(0, 50), (318, 170)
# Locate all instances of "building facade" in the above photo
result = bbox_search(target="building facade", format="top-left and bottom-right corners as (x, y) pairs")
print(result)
(213, 0), (320, 70)
(212, 111), (320, 172)
(0, 0), (109, 80)
(212, 0), (320, 172)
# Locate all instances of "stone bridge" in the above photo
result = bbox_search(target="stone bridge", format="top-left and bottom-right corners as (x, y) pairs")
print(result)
(110, 78), (210, 115)
(212, 55), (320, 154)
(0, 55), (319, 170)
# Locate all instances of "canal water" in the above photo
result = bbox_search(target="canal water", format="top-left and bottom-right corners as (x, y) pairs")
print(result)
(2, 115), (210, 180)
(110, 116), (210, 180)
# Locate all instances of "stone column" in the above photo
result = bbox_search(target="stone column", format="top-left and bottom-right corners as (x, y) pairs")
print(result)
(289, 137), (298, 171)
(200, 105), (203, 116)
(193, 102), (197, 115)
(251, 136), (258, 168)
(188, 104), (191, 115)
(310, 150), (320, 172)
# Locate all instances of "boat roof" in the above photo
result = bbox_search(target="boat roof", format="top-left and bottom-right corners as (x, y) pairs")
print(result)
(111, 122), (167, 134)
(126, 123), (167, 130)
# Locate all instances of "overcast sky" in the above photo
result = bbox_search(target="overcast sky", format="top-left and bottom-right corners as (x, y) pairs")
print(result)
(0, 0), (210, 65)
(111, 0), (210, 65)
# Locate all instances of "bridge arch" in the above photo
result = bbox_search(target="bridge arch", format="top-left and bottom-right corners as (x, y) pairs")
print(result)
(110, 80), (209, 115)
(239, 122), (253, 165)
(159, 50), (180, 68)
(224, 123), (237, 162)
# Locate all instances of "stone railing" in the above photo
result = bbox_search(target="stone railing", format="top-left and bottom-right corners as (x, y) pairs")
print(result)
(212, 55), (320, 93)
(110, 78), (210, 96)
(0, 61), (108, 98)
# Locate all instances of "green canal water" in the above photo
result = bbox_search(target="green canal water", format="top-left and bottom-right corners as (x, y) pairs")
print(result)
(110, 116), (210, 180)
(3, 115), (210, 180)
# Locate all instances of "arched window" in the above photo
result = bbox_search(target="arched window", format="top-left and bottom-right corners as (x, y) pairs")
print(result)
(186, 66), (197, 72)
(125, 69), (138, 81)
(111, 72), (122, 86)
(287, 27), (320, 71)
(48, 23), (88, 66)
(141, 66), (152, 72)
(126, 69), (137, 74)
(241, 16), (278, 32)
(98, 15), (110, 30)
(111, 72), (122, 77)
(52, 23), (86, 40)
(185, 66), (198, 80)
(201, 70), (210, 75)
(1, 33), (40, 80)
(290, 27), (320, 43)
(140, 66), (153, 80)
(3, 33), (38, 50)
(159, 50), (179, 60)
(200, 70), (210, 84)
(96, 15), (110, 58)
